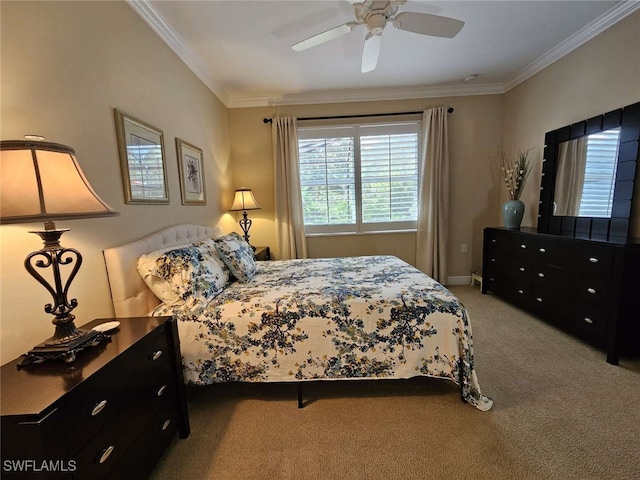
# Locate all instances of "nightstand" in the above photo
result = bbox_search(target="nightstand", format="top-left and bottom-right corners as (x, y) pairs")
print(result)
(1, 316), (189, 480)
(254, 246), (271, 261)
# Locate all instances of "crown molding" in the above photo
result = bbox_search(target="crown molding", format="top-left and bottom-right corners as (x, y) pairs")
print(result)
(126, 0), (231, 106)
(503, 1), (640, 92)
(227, 83), (505, 108)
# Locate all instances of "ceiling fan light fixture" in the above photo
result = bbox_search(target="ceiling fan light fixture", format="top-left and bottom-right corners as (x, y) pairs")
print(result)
(366, 12), (389, 35)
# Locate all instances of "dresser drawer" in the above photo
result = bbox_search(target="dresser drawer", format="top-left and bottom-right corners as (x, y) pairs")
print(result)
(61, 326), (171, 455)
(531, 263), (565, 289)
(484, 230), (510, 250)
(507, 257), (532, 281)
(533, 240), (571, 268)
(509, 236), (536, 257)
(570, 274), (610, 306)
(104, 400), (178, 480)
(485, 252), (510, 273)
(569, 243), (615, 276)
(567, 302), (608, 346)
(483, 271), (509, 296)
(531, 287), (567, 319)
(73, 363), (176, 480)
(507, 281), (531, 307)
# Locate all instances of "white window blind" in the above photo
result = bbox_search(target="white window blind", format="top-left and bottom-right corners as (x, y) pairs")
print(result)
(578, 128), (620, 217)
(126, 139), (165, 200)
(298, 122), (420, 234)
(298, 128), (356, 227)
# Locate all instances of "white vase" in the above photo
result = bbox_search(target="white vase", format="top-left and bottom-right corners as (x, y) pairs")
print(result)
(502, 199), (525, 229)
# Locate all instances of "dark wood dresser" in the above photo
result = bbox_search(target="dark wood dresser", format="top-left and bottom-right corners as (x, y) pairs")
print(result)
(482, 227), (640, 364)
(1, 316), (189, 480)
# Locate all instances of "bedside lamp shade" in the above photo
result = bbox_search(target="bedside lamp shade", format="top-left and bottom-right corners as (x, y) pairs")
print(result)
(0, 140), (118, 366)
(229, 188), (260, 212)
(0, 140), (117, 224)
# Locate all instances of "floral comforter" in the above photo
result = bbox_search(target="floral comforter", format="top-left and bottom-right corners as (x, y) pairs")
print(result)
(152, 255), (493, 411)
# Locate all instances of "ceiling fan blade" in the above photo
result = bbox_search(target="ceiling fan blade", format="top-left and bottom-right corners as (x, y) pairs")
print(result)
(393, 12), (464, 38)
(361, 34), (381, 73)
(292, 23), (355, 51)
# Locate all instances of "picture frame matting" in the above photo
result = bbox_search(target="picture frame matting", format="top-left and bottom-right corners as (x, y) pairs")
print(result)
(175, 138), (206, 205)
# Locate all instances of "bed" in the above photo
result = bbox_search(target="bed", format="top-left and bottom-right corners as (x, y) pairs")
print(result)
(103, 224), (493, 411)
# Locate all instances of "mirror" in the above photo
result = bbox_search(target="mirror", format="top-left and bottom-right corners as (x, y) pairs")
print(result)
(538, 101), (640, 240)
(553, 127), (620, 218)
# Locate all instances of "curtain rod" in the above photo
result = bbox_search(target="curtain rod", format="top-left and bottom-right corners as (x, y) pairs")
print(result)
(262, 107), (454, 124)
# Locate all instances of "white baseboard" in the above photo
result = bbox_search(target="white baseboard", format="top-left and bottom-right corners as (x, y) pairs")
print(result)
(446, 275), (471, 286)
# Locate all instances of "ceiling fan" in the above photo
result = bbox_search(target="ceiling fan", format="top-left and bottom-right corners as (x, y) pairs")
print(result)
(292, 0), (464, 73)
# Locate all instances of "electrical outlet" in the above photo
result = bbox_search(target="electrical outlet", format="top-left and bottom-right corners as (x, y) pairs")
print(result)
(461, 243), (468, 254)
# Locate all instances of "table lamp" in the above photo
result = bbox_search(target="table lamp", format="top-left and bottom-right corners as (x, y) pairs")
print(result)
(0, 139), (119, 366)
(229, 188), (260, 247)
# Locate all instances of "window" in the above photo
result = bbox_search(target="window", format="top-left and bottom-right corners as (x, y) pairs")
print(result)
(298, 122), (420, 234)
(578, 128), (620, 217)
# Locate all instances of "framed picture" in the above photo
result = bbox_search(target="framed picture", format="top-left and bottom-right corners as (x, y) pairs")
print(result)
(175, 138), (206, 205)
(114, 109), (169, 204)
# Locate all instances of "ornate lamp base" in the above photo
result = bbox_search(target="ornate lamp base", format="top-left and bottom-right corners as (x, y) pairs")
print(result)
(18, 328), (110, 367)
(238, 210), (256, 250)
(17, 223), (111, 368)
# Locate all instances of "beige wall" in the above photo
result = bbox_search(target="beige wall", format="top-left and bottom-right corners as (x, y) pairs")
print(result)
(503, 10), (640, 233)
(0, 1), (235, 364)
(229, 95), (503, 279)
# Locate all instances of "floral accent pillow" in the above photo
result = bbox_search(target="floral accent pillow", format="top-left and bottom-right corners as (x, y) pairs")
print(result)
(137, 240), (229, 305)
(214, 232), (257, 282)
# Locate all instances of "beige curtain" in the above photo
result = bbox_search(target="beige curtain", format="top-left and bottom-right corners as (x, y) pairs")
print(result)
(272, 116), (307, 259)
(416, 107), (449, 283)
(554, 137), (588, 216)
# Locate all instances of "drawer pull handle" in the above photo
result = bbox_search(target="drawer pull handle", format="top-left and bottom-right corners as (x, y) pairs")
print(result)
(91, 400), (108, 417)
(589, 257), (599, 264)
(519, 267), (525, 272)
(157, 385), (167, 397)
(587, 288), (596, 294)
(151, 350), (163, 361)
(99, 445), (115, 464)
(520, 244), (527, 249)
(536, 297), (543, 302)
(518, 289), (524, 294)
(162, 419), (172, 431)
(584, 317), (594, 324)
(491, 239), (496, 243)
(537, 273), (545, 278)
(539, 248), (546, 253)
(490, 258), (496, 262)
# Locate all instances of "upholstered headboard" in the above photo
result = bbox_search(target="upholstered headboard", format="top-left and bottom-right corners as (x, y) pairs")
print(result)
(103, 224), (219, 318)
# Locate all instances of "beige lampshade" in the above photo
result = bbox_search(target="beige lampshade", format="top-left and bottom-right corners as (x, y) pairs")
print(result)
(0, 140), (118, 224)
(229, 188), (260, 211)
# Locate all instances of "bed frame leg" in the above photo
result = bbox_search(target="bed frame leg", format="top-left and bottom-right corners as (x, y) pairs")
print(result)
(297, 383), (304, 408)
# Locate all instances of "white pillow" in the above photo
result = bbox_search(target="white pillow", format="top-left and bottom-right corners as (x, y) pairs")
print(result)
(137, 239), (229, 304)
